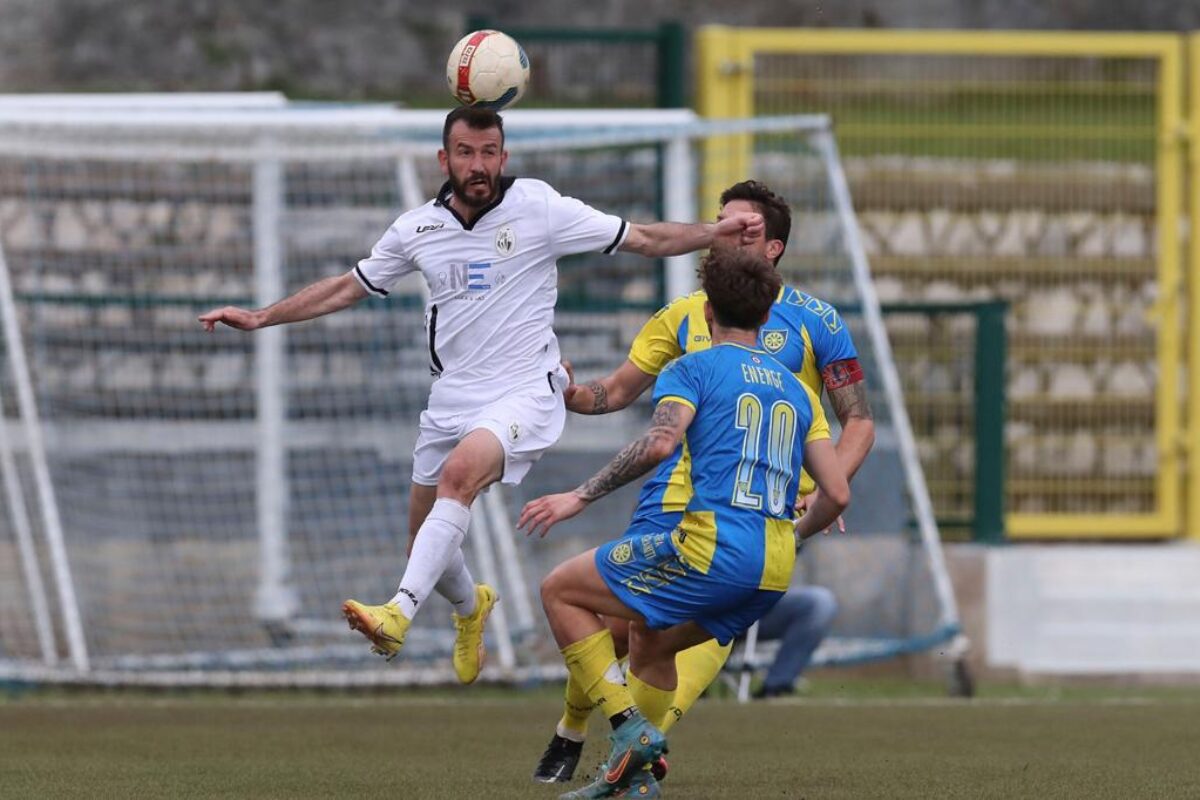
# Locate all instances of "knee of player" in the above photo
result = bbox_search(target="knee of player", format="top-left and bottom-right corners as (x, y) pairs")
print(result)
(808, 587), (839, 627)
(540, 568), (565, 609)
(436, 464), (478, 502)
(627, 621), (665, 660)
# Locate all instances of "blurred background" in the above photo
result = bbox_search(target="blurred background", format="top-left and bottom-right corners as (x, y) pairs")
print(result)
(2, 0), (1200, 696)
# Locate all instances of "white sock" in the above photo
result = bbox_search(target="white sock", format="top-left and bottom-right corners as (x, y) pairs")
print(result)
(435, 547), (478, 617)
(555, 722), (586, 744)
(391, 498), (471, 619)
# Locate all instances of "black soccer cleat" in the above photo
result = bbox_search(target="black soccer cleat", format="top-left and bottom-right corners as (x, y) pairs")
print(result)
(532, 733), (584, 783)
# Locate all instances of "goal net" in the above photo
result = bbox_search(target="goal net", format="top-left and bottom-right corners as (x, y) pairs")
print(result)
(0, 104), (961, 686)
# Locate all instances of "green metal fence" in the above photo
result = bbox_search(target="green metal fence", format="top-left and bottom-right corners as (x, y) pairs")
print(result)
(882, 301), (1008, 543)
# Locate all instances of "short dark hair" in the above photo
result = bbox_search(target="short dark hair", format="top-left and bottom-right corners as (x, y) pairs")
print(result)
(699, 248), (782, 331)
(718, 180), (791, 264)
(442, 106), (505, 150)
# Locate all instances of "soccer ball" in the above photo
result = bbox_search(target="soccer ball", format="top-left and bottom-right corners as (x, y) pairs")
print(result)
(446, 30), (530, 110)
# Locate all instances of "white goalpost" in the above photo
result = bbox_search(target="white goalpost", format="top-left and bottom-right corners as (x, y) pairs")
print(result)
(0, 103), (963, 688)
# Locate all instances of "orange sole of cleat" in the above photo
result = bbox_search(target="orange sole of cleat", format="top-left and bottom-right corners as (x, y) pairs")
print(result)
(342, 602), (401, 660)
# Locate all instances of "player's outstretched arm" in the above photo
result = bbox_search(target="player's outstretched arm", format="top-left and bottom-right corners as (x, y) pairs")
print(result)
(518, 400), (694, 537)
(564, 359), (656, 415)
(619, 211), (764, 258)
(199, 272), (367, 332)
(795, 438), (851, 542)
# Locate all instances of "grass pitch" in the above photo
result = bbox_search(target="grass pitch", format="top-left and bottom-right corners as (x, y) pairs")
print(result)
(2, 683), (1199, 799)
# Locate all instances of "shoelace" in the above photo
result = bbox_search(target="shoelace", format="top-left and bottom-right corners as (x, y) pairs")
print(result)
(453, 615), (473, 656)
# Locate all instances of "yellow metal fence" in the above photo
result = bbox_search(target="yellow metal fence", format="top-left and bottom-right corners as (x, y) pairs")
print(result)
(698, 28), (1190, 539)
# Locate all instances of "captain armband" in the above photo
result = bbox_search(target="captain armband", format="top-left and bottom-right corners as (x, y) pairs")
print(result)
(820, 358), (864, 391)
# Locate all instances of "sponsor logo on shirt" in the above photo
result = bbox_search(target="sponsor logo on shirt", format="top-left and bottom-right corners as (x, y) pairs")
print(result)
(495, 226), (515, 255)
(440, 263), (496, 297)
(466, 262), (491, 291)
(416, 223), (445, 233)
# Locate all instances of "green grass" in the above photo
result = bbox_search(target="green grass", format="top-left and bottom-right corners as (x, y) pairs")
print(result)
(3, 682), (1200, 799)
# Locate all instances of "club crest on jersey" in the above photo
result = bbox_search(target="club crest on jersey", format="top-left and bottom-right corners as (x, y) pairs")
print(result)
(762, 329), (788, 354)
(495, 226), (515, 256)
(609, 542), (634, 565)
(509, 422), (520, 442)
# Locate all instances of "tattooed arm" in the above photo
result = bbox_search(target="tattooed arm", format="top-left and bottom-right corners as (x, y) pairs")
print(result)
(796, 360), (875, 534)
(518, 400), (694, 537)
(563, 359), (657, 415)
(575, 400), (691, 500)
(826, 374), (875, 482)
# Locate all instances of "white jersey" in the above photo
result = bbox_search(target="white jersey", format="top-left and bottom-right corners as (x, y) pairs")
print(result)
(352, 177), (628, 411)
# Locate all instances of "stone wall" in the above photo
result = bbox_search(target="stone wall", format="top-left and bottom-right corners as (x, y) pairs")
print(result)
(3, 1), (1199, 99)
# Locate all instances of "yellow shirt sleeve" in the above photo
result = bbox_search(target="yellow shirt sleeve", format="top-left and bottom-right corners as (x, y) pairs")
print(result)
(628, 296), (691, 376)
(802, 383), (832, 443)
(656, 395), (696, 412)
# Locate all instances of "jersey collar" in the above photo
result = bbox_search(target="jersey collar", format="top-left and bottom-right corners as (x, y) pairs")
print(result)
(718, 341), (768, 355)
(434, 175), (516, 231)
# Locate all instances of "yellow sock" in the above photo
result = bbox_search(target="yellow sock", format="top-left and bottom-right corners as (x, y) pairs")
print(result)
(557, 670), (594, 740)
(628, 670), (676, 730)
(561, 629), (635, 721)
(666, 639), (733, 730)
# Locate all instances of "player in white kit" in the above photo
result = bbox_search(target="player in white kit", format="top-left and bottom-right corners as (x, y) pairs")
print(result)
(199, 107), (764, 682)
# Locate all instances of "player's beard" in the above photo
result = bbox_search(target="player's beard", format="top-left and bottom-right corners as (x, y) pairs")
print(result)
(450, 170), (500, 209)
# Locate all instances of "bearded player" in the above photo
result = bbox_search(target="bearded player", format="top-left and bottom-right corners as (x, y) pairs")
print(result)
(199, 107), (764, 683)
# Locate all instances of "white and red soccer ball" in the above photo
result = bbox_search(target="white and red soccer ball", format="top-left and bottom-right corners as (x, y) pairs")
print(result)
(446, 30), (530, 110)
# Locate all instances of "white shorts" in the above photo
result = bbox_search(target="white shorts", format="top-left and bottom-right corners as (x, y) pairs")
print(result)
(411, 369), (568, 487)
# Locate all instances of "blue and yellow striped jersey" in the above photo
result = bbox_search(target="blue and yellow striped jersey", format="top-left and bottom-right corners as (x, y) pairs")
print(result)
(630, 286), (855, 508)
(652, 344), (830, 590)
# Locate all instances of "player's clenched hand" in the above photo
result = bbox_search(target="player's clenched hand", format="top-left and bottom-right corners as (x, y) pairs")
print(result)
(519, 491), (587, 538)
(198, 306), (263, 332)
(561, 360), (586, 410)
(794, 490), (846, 535)
(713, 211), (764, 246)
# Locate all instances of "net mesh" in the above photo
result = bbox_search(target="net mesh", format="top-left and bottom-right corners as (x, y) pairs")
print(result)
(0, 109), (956, 683)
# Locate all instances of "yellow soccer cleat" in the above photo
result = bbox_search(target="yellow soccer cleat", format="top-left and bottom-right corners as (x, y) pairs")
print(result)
(451, 584), (499, 684)
(342, 599), (410, 661)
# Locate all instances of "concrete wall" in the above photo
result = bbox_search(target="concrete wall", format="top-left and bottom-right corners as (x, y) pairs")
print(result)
(884, 543), (1200, 687)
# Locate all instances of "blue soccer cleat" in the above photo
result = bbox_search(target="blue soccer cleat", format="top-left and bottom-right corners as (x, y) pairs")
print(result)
(559, 712), (666, 799)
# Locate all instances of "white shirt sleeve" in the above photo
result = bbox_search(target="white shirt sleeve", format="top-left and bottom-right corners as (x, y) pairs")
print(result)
(545, 184), (628, 258)
(352, 221), (417, 297)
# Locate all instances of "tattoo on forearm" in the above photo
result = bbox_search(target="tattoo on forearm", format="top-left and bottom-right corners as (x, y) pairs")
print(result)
(576, 402), (683, 501)
(585, 381), (609, 414)
(829, 381), (872, 426)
